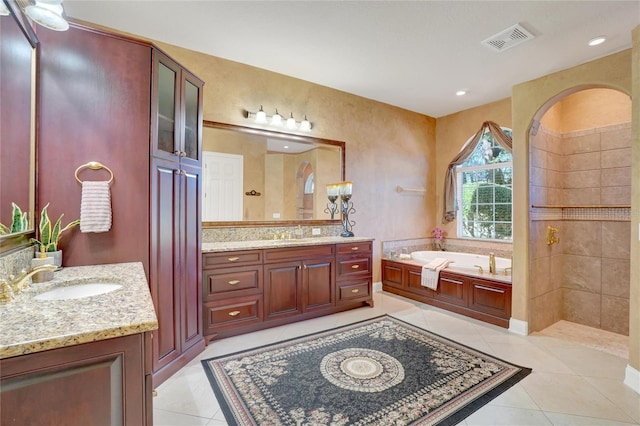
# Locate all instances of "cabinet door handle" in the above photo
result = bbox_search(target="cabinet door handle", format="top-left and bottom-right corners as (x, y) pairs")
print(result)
(351, 246), (359, 251)
(351, 289), (359, 293)
(180, 151), (187, 157)
(303, 264), (307, 269)
(474, 285), (505, 294)
(227, 257), (240, 262)
(228, 310), (241, 317)
(228, 280), (240, 285)
(173, 150), (181, 156)
(351, 265), (360, 269)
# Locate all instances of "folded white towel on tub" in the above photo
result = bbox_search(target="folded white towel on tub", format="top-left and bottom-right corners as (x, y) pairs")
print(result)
(421, 258), (452, 290)
(80, 181), (112, 233)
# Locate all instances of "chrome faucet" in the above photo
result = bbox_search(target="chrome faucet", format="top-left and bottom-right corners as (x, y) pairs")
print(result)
(489, 252), (496, 275)
(9, 264), (57, 292)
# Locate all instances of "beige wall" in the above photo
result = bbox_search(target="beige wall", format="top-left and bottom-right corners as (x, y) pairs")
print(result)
(512, 48), (637, 375)
(154, 41), (437, 281)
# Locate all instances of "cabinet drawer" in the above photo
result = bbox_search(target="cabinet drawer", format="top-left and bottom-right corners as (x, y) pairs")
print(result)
(264, 245), (334, 263)
(337, 280), (371, 303)
(203, 295), (262, 333)
(203, 250), (262, 268)
(203, 265), (262, 300)
(336, 241), (372, 255)
(468, 278), (512, 319)
(381, 260), (403, 289)
(337, 257), (371, 279)
(406, 265), (436, 297)
(435, 273), (466, 306)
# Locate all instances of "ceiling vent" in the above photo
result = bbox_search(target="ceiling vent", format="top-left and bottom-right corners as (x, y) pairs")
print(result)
(482, 23), (535, 52)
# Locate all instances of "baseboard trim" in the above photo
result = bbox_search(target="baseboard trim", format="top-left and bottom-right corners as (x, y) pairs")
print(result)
(509, 318), (529, 335)
(624, 364), (640, 395)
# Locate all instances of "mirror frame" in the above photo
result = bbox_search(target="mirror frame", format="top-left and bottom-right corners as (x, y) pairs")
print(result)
(202, 121), (346, 228)
(0, 0), (39, 253)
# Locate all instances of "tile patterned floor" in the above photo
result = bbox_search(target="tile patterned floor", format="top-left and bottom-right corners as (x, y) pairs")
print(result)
(153, 290), (640, 426)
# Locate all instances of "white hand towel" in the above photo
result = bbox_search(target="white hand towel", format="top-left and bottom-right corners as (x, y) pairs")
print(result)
(421, 258), (452, 290)
(80, 181), (112, 233)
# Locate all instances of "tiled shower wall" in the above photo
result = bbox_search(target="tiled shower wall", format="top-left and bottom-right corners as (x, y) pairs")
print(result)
(529, 123), (632, 335)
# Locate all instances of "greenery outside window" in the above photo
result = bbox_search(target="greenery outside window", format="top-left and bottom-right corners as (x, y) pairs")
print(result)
(456, 128), (512, 241)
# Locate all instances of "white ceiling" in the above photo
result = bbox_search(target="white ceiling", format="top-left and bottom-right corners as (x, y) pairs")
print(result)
(63, 1), (640, 118)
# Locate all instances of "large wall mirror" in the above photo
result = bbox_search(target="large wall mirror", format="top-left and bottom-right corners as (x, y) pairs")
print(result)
(202, 121), (345, 227)
(0, 0), (38, 252)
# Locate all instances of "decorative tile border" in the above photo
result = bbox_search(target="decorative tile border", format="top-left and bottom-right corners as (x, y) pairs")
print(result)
(531, 206), (630, 222)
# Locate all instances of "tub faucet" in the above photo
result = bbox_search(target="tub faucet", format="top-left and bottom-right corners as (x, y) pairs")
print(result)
(489, 252), (496, 275)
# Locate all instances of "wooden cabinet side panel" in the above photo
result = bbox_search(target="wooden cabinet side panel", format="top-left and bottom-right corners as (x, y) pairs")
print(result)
(1, 334), (146, 426)
(37, 24), (151, 270)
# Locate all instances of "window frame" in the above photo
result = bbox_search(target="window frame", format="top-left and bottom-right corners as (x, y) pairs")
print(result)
(455, 129), (513, 242)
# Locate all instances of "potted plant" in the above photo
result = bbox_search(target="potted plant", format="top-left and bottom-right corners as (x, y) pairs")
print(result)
(31, 203), (80, 267)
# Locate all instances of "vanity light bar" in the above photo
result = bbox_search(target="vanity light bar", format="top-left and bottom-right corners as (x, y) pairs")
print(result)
(246, 106), (312, 131)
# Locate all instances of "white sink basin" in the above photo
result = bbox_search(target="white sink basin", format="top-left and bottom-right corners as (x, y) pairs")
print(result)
(34, 283), (122, 301)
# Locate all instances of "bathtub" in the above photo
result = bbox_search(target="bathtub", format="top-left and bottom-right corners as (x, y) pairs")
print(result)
(410, 251), (511, 275)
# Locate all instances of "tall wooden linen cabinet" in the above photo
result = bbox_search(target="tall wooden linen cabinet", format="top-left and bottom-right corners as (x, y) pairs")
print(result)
(37, 23), (205, 389)
(150, 50), (205, 385)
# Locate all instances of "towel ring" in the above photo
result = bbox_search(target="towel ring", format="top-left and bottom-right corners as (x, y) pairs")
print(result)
(75, 161), (114, 184)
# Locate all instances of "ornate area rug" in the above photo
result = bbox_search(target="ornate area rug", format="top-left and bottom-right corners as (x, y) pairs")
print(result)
(202, 315), (531, 425)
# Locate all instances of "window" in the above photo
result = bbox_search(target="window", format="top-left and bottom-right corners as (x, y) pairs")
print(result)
(456, 128), (512, 241)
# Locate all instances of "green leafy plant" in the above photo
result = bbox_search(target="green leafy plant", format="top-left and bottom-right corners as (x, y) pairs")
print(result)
(0, 203), (29, 235)
(31, 203), (80, 252)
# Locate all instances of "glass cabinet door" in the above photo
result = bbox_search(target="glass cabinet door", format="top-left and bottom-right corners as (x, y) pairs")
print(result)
(182, 78), (200, 162)
(156, 61), (177, 156)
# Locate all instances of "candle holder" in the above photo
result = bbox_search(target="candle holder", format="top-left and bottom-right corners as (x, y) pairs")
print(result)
(340, 193), (355, 237)
(324, 195), (339, 219)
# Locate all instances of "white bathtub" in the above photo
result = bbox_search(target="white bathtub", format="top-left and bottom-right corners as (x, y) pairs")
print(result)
(410, 251), (511, 274)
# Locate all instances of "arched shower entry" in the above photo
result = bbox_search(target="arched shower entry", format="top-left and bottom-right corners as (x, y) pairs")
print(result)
(527, 87), (632, 348)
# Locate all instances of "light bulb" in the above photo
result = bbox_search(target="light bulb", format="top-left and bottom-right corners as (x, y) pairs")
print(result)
(271, 109), (283, 126)
(286, 113), (297, 129)
(255, 105), (267, 123)
(299, 115), (311, 131)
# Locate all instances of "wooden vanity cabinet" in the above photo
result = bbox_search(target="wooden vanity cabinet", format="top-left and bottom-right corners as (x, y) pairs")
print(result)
(381, 259), (511, 328)
(1, 333), (152, 426)
(203, 241), (373, 341)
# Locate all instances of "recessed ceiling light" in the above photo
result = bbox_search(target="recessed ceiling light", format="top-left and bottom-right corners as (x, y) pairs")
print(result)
(456, 90), (467, 96)
(283, 145), (289, 149)
(588, 36), (606, 46)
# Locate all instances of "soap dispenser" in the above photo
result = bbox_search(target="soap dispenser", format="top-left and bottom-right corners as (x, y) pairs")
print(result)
(31, 248), (55, 283)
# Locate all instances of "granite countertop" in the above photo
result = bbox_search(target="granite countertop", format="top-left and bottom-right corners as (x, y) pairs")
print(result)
(384, 256), (512, 284)
(0, 262), (158, 359)
(203, 236), (375, 252)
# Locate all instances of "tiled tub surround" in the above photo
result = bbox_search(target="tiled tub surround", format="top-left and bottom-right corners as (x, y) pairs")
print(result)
(0, 262), (158, 359)
(529, 122), (632, 335)
(381, 237), (512, 260)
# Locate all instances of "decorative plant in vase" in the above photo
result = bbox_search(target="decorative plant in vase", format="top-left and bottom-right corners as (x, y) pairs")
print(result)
(431, 227), (447, 251)
(31, 203), (80, 266)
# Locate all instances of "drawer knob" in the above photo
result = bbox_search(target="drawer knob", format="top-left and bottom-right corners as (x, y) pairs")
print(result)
(351, 247), (359, 251)
(228, 310), (241, 317)
(228, 257), (240, 262)
(351, 289), (359, 293)
(228, 280), (240, 285)
(351, 265), (360, 269)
